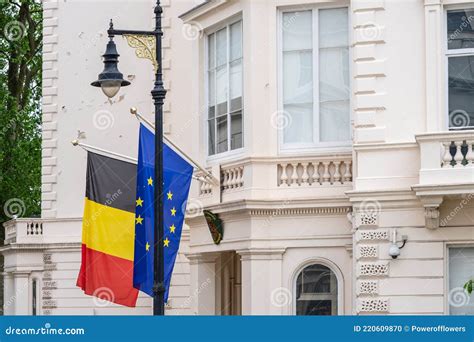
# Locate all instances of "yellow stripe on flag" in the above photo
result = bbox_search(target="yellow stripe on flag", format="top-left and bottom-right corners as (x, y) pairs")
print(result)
(82, 198), (135, 261)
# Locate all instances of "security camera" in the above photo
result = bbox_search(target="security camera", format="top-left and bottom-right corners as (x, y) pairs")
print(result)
(389, 230), (407, 259)
(389, 243), (400, 259)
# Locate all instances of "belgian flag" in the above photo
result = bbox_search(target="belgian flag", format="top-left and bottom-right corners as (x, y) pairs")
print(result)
(76, 152), (139, 307)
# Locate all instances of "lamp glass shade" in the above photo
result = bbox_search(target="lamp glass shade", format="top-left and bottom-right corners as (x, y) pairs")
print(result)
(100, 80), (122, 98)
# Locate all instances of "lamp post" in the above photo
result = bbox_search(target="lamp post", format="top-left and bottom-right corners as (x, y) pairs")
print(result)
(91, 0), (166, 316)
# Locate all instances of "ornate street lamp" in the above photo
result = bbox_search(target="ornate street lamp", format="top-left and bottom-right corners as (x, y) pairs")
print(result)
(91, 0), (167, 316)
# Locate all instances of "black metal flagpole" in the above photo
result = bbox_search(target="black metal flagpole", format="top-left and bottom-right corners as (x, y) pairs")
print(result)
(151, 0), (166, 316)
(91, 0), (166, 315)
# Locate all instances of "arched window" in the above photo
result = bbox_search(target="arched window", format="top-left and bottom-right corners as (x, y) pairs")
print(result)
(295, 264), (338, 315)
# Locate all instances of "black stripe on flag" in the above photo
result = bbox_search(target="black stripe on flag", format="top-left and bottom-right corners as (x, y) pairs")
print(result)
(85, 152), (137, 213)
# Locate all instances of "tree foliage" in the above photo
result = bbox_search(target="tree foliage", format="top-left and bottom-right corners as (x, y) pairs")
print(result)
(0, 1), (42, 226)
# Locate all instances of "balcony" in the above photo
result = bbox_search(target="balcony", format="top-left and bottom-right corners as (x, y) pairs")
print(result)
(3, 218), (82, 245)
(193, 153), (353, 210)
(413, 131), (474, 228)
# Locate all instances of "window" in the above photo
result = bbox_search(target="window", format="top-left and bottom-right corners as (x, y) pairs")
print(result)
(207, 20), (243, 156)
(449, 247), (474, 315)
(32, 279), (37, 316)
(446, 9), (474, 130)
(281, 8), (350, 148)
(295, 264), (338, 315)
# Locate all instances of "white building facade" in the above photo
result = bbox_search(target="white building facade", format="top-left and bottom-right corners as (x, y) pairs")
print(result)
(1, 0), (474, 316)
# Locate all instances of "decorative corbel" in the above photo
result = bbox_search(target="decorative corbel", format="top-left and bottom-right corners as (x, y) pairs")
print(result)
(420, 196), (443, 229)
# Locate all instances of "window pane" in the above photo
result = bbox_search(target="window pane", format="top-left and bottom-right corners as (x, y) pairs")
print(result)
(208, 33), (215, 69)
(231, 111), (243, 150)
(447, 10), (474, 50)
(230, 60), (242, 107)
(283, 11), (312, 51)
(208, 119), (216, 155)
(216, 116), (228, 153)
(319, 8), (348, 49)
(208, 70), (216, 109)
(296, 264), (337, 316)
(216, 66), (228, 115)
(320, 101), (350, 142)
(449, 247), (474, 315)
(216, 28), (227, 67)
(448, 56), (474, 130)
(283, 103), (313, 143)
(230, 21), (242, 61)
(283, 51), (313, 105)
(319, 48), (349, 102)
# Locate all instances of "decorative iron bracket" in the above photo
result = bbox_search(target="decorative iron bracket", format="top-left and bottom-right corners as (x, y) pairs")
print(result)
(123, 34), (158, 72)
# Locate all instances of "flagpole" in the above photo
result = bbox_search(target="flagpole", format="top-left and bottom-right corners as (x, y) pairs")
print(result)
(151, 0), (166, 316)
(90, 0), (168, 315)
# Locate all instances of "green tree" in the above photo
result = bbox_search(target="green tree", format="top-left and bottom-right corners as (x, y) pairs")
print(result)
(0, 1), (42, 228)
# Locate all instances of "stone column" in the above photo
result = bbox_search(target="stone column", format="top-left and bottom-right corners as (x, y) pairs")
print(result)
(11, 271), (31, 315)
(187, 253), (218, 315)
(237, 248), (285, 315)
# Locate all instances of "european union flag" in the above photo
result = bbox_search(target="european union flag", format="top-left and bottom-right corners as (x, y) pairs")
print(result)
(133, 124), (193, 301)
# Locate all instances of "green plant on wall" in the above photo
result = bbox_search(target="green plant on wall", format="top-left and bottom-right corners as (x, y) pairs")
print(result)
(465, 279), (473, 295)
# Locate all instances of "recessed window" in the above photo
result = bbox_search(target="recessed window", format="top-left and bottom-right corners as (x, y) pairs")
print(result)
(446, 9), (474, 130)
(281, 8), (350, 149)
(449, 247), (474, 315)
(207, 20), (243, 156)
(296, 264), (338, 315)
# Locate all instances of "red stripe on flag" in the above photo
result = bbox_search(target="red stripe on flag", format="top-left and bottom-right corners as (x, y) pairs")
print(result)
(77, 244), (139, 307)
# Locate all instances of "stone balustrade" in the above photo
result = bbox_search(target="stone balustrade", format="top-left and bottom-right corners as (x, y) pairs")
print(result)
(441, 140), (474, 168)
(193, 153), (353, 205)
(278, 158), (352, 187)
(3, 218), (82, 245)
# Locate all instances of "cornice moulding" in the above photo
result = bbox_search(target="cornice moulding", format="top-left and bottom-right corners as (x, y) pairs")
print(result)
(179, 0), (228, 22)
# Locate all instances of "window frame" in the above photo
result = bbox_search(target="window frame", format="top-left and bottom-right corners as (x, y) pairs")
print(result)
(444, 4), (474, 131)
(446, 244), (474, 315)
(291, 258), (344, 315)
(205, 17), (244, 160)
(278, 4), (352, 154)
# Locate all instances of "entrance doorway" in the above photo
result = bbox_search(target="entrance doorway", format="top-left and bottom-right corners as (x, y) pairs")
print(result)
(216, 251), (241, 315)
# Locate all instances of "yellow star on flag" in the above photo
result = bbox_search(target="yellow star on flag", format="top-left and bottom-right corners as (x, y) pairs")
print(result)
(147, 177), (153, 186)
(170, 224), (176, 233)
(136, 197), (144, 207)
(167, 191), (173, 200)
(163, 238), (170, 247)
(145, 242), (150, 251)
(135, 215), (144, 225)
(170, 207), (176, 216)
